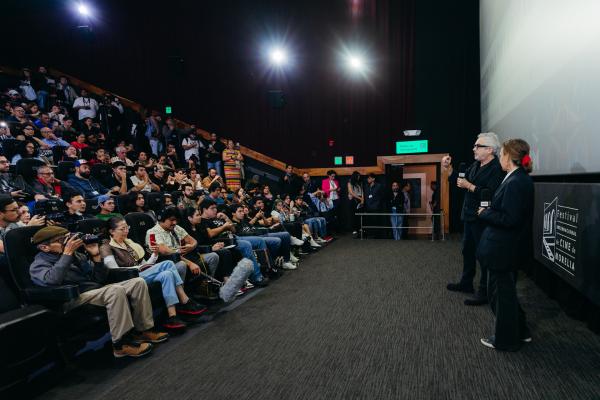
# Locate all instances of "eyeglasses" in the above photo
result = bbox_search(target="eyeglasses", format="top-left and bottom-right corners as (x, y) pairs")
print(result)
(39, 171), (54, 175)
(473, 144), (490, 149)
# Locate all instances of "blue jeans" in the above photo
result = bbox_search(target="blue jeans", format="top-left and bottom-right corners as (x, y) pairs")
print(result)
(261, 235), (282, 263)
(264, 232), (290, 261)
(305, 217), (327, 237)
(235, 237), (264, 281)
(390, 207), (403, 240)
(139, 260), (183, 307)
(37, 90), (49, 110)
(207, 160), (223, 177)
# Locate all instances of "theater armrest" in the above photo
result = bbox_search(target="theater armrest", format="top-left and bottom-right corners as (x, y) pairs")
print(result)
(107, 268), (140, 283)
(23, 285), (80, 304)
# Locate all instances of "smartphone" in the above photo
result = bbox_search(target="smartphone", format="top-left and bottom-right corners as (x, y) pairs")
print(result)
(149, 233), (156, 247)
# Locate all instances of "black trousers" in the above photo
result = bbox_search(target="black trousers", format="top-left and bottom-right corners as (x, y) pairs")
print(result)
(460, 220), (486, 292)
(488, 269), (529, 350)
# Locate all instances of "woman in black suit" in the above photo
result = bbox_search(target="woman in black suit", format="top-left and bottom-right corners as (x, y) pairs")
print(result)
(476, 139), (534, 351)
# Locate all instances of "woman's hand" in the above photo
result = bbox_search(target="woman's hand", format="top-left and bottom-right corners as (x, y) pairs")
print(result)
(212, 242), (225, 251)
(188, 262), (201, 275)
(477, 207), (485, 216)
(149, 244), (159, 254)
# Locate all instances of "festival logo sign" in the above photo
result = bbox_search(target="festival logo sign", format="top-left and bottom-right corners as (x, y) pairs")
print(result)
(541, 196), (579, 276)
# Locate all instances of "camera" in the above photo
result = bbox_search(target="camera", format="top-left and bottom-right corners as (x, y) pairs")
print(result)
(68, 232), (101, 245)
(34, 198), (66, 224)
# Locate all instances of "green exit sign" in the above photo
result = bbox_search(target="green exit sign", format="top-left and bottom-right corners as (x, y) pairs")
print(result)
(334, 156), (343, 165)
(165, 106), (172, 114)
(396, 140), (428, 154)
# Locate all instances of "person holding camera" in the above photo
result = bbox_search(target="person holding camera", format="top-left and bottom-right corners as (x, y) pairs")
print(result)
(29, 226), (168, 358)
(443, 132), (505, 306)
(72, 89), (99, 123)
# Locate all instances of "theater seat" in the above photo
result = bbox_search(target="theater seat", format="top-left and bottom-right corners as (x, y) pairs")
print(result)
(171, 190), (183, 206)
(56, 161), (76, 181)
(4, 226), (109, 356)
(15, 159), (46, 182)
(90, 164), (111, 181)
(145, 192), (164, 213)
(76, 218), (107, 237)
(0, 266), (62, 398)
(124, 212), (155, 247)
(115, 193), (130, 214)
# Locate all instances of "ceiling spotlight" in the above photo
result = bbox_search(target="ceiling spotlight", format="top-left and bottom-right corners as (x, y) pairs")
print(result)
(269, 48), (288, 66)
(77, 3), (90, 16)
(348, 55), (364, 71)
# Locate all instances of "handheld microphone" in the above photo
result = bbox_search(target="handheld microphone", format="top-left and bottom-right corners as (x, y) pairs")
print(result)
(480, 188), (491, 208)
(458, 162), (467, 179)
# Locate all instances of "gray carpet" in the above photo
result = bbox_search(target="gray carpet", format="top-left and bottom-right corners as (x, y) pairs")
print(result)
(40, 237), (600, 400)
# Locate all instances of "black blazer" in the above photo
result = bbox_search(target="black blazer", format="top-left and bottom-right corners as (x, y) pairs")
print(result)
(476, 168), (533, 272)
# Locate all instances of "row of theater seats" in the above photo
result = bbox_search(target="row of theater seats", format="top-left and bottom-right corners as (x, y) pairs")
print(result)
(0, 212), (168, 395)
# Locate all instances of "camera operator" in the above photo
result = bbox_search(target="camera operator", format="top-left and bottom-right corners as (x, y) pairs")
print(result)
(29, 226), (167, 358)
(443, 132), (505, 306)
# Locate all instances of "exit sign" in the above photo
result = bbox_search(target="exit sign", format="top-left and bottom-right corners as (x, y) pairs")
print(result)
(396, 140), (428, 154)
(165, 106), (172, 114)
(334, 156), (343, 165)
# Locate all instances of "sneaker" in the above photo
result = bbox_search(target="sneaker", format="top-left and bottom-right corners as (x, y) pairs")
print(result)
(309, 238), (321, 248)
(323, 235), (334, 242)
(244, 280), (255, 289)
(480, 337), (495, 349)
(521, 336), (533, 343)
(464, 292), (488, 306)
(282, 261), (297, 270)
(249, 278), (269, 287)
(446, 282), (475, 294)
(132, 330), (169, 344)
(113, 342), (153, 358)
(176, 299), (208, 315)
(316, 237), (327, 244)
(290, 236), (304, 246)
(162, 316), (187, 330)
(289, 253), (299, 263)
(235, 290), (244, 297)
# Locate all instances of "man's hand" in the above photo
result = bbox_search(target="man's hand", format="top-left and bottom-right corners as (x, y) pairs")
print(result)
(28, 215), (46, 226)
(179, 243), (195, 255)
(212, 242), (225, 251)
(187, 261), (201, 275)
(222, 221), (234, 231)
(34, 194), (47, 201)
(477, 207), (485, 216)
(63, 235), (84, 256)
(457, 178), (474, 191)
(11, 190), (26, 198)
(149, 244), (159, 254)
(116, 169), (127, 180)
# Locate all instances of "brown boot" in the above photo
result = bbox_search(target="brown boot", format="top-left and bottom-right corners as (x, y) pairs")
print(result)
(131, 330), (169, 344)
(113, 342), (153, 358)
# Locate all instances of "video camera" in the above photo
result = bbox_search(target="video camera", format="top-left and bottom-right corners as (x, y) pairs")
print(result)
(34, 198), (66, 224)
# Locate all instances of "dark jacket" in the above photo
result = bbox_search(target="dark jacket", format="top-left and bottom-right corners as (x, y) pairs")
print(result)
(365, 182), (384, 211)
(449, 157), (505, 222)
(387, 191), (404, 213)
(476, 168), (534, 272)
(30, 251), (109, 293)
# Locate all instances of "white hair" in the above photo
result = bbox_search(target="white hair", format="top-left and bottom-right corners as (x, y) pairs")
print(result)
(477, 132), (500, 155)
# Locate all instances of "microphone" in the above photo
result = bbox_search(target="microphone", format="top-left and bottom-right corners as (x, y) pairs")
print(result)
(458, 162), (466, 179)
(480, 188), (491, 208)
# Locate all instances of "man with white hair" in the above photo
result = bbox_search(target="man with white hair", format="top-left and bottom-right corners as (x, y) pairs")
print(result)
(110, 146), (134, 166)
(442, 132), (505, 306)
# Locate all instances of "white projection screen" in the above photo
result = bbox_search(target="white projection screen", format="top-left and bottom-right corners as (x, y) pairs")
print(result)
(480, 0), (600, 176)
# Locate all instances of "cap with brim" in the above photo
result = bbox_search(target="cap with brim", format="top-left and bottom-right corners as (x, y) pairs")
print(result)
(74, 159), (88, 167)
(97, 194), (111, 206)
(32, 226), (69, 245)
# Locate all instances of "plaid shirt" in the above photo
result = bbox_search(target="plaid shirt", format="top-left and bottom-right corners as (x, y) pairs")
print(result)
(145, 223), (190, 252)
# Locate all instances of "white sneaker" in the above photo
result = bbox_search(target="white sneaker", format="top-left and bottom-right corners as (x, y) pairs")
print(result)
(316, 237), (327, 244)
(290, 236), (304, 246)
(309, 238), (321, 248)
(282, 262), (297, 270)
(289, 253), (299, 263)
(244, 280), (254, 289)
(235, 290), (244, 297)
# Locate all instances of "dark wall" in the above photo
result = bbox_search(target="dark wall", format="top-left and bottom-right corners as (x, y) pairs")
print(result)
(3, 0), (480, 171)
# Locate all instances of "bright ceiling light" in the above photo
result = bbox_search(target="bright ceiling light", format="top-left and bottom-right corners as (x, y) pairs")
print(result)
(77, 3), (90, 16)
(269, 48), (288, 66)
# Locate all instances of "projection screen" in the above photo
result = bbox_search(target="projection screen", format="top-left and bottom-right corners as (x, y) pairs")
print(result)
(480, 0), (600, 176)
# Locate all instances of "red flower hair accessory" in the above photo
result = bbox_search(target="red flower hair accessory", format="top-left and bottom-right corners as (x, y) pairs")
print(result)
(521, 154), (532, 167)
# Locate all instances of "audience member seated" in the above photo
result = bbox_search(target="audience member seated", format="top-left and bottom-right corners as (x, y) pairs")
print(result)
(130, 164), (160, 192)
(144, 206), (219, 287)
(164, 168), (190, 192)
(100, 161), (131, 195)
(29, 164), (74, 200)
(71, 132), (89, 151)
(110, 146), (134, 166)
(201, 167), (224, 189)
(0, 154), (31, 200)
(244, 174), (261, 196)
(230, 203), (298, 269)
(272, 199), (322, 248)
(101, 216), (205, 330)
(293, 195), (329, 242)
(67, 159), (111, 202)
(12, 140), (47, 164)
(149, 166), (166, 191)
(29, 226), (167, 358)
(126, 192), (157, 221)
(61, 192), (94, 231)
(198, 198), (271, 285)
(95, 195), (123, 221)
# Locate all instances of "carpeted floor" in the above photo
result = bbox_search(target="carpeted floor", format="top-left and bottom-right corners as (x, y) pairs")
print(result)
(39, 236), (600, 400)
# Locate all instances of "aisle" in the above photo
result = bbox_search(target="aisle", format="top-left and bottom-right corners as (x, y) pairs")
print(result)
(42, 237), (600, 400)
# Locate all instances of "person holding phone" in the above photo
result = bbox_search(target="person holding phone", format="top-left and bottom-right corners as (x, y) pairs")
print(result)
(101, 216), (205, 330)
(476, 139), (534, 351)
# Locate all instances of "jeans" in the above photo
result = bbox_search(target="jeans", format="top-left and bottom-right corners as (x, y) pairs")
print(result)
(37, 90), (49, 110)
(207, 160), (223, 177)
(265, 232), (291, 261)
(305, 217), (327, 237)
(139, 260), (183, 307)
(235, 237), (264, 281)
(390, 207), (403, 240)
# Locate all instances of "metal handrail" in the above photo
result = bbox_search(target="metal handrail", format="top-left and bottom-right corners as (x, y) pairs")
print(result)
(356, 211), (445, 241)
